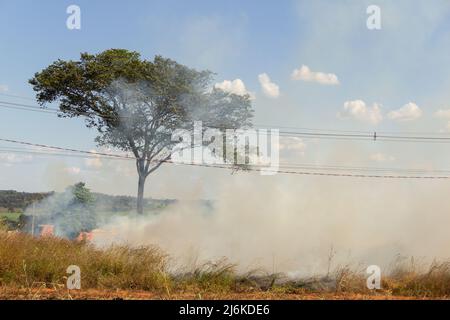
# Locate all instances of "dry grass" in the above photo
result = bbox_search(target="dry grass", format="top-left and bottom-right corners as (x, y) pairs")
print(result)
(303, 258), (450, 298)
(0, 228), (246, 296)
(174, 258), (238, 294)
(0, 230), (168, 291)
(384, 258), (450, 297)
(1, 227), (450, 299)
(0, 286), (430, 300)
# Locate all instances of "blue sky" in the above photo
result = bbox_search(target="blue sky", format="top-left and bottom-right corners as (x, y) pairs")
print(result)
(1, 0), (450, 195)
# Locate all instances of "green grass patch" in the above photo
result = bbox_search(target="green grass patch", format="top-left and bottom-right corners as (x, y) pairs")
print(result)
(0, 212), (21, 223)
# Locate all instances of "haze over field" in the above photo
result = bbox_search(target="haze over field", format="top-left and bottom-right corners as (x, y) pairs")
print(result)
(93, 174), (450, 275)
(2, 0), (450, 280)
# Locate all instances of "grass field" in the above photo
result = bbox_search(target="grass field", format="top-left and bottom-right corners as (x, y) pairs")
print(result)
(0, 212), (21, 223)
(1, 228), (450, 300)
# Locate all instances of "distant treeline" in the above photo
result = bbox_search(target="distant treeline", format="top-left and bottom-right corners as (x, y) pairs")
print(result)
(0, 190), (53, 212)
(0, 190), (175, 213)
(93, 193), (176, 212)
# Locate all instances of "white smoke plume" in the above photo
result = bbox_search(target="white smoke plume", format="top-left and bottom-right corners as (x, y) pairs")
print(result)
(94, 173), (450, 276)
(63, 79), (450, 277)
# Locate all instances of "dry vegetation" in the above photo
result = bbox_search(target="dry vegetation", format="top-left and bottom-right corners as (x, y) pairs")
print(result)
(0, 228), (449, 300)
(0, 230), (168, 291)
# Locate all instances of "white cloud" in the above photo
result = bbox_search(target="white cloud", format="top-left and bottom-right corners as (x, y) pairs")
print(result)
(258, 73), (280, 98)
(214, 79), (254, 99)
(279, 137), (306, 155)
(0, 84), (8, 92)
(84, 149), (103, 169)
(339, 100), (383, 125)
(370, 153), (396, 162)
(291, 65), (339, 85)
(387, 102), (422, 122)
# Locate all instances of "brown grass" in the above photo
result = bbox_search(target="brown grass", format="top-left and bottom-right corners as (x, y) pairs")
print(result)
(0, 230), (168, 291)
(0, 286), (432, 300)
(1, 228), (450, 299)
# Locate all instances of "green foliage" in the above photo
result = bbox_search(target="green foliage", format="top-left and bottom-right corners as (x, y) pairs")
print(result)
(52, 182), (96, 238)
(70, 182), (95, 205)
(0, 190), (52, 211)
(0, 189), (174, 219)
(29, 49), (254, 213)
(29, 49), (253, 156)
(23, 182), (97, 238)
(0, 212), (22, 231)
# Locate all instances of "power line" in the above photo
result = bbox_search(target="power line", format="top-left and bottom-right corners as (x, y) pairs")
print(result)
(1, 145), (445, 175)
(0, 100), (47, 109)
(0, 146), (444, 175)
(0, 147), (129, 161)
(4, 93), (449, 133)
(4, 96), (450, 148)
(0, 92), (36, 101)
(0, 137), (449, 179)
(3, 100), (450, 144)
(0, 103), (56, 114)
(0, 94), (447, 178)
(276, 162), (450, 174)
(1, 93), (449, 135)
(0, 138), (134, 160)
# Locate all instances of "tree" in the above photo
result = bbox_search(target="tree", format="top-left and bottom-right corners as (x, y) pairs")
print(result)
(22, 182), (96, 238)
(55, 182), (96, 238)
(30, 49), (253, 214)
(71, 182), (95, 204)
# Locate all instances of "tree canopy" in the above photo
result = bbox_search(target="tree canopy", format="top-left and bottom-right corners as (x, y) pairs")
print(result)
(30, 49), (254, 213)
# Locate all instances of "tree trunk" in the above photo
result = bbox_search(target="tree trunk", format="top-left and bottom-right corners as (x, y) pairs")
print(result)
(137, 174), (146, 214)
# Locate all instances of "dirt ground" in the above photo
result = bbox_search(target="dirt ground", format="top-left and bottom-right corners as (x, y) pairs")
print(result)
(0, 287), (442, 300)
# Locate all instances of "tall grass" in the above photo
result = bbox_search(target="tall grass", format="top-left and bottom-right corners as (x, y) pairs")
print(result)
(2, 227), (450, 298)
(318, 257), (450, 297)
(0, 228), (244, 294)
(174, 258), (238, 293)
(385, 258), (450, 297)
(0, 230), (168, 291)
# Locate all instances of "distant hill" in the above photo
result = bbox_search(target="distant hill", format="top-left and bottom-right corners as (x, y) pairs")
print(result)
(0, 189), (212, 232)
(0, 190), (53, 212)
(93, 193), (175, 213)
(0, 190), (175, 213)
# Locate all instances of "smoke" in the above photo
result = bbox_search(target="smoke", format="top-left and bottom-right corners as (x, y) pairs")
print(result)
(87, 78), (450, 274)
(44, 79), (450, 277)
(93, 173), (450, 276)
(23, 183), (97, 239)
(44, 161), (80, 192)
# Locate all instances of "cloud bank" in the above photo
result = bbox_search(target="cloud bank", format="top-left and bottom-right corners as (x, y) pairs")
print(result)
(291, 65), (339, 85)
(339, 100), (383, 125)
(387, 103), (422, 122)
(258, 73), (280, 98)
